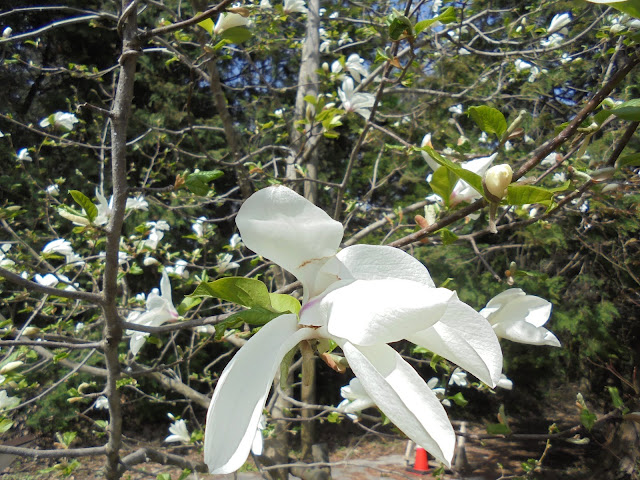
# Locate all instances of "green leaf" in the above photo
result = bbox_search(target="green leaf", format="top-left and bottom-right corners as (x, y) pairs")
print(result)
(197, 16), (215, 35)
(191, 277), (272, 309)
(156, 474), (172, 480)
(69, 190), (98, 223)
(280, 345), (298, 389)
(594, 109), (613, 126)
(616, 152), (640, 168)
(185, 170), (223, 196)
(388, 12), (414, 40)
(486, 423), (511, 435)
(0, 418), (13, 433)
(439, 228), (458, 246)
(609, 99), (640, 121)
(221, 26), (252, 44)
(422, 145), (485, 202)
(269, 293), (301, 315)
(607, 386), (625, 409)
(449, 392), (468, 407)
(327, 412), (343, 423)
(177, 296), (201, 316)
(429, 166), (456, 207)
(177, 469), (193, 480)
(580, 408), (597, 431)
(415, 7), (456, 34)
(468, 106), (507, 138)
(437, 6), (457, 24)
(507, 182), (569, 207)
(587, 0), (640, 18)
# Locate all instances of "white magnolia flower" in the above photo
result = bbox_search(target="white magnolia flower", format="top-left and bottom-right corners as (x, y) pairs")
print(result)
(214, 13), (249, 35)
(217, 253), (240, 273)
(125, 196), (148, 211)
(0, 244), (15, 268)
(283, 0), (307, 14)
(0, 390), (19, 411)
(98, 250), (128, 265)
(142, 221), (170, 250)
(94, 396), (109, 410)
(0, 361), (23, 375)
(448, 368), (469, 387)
(166, 259), (189, 278)
(17, 148), (32, 162)
(552, 172), (567, 183)
(427, 378), (451, 407)
(42, 238), (73, 257)
(39, 112), (79, 131)
(93, 190), (148, 226)
(527, 66), (542, 83)
(229, 233), (242, 249)
(333, 54), (369, 83)
(541, 33), (564, 48)
(337, 378), (376, 420)
(165, 416), (191, 444)
(541, 152), (559, 167)
(448, 104), (464, 115)
(514, 59), (532, 73)
(496, 373), (513, 390)
(2, 27), (12, 39)
(46, 184), (60, 196)
(192, 216), (208, 238)
(480, 289), (561, 347)
(143, 256), (159, 266)
(478, 132), (489, 144)
(126, 271), (179, 356)
(35, 273), (60, 287)
(203, 186), (503, 474)
(259, 0), (272, 8)
(548, 13), (571, 34)
(338, 77), (375, 119)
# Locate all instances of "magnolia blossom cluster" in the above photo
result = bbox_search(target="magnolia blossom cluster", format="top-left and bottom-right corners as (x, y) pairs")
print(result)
(202, 186), (560, 474)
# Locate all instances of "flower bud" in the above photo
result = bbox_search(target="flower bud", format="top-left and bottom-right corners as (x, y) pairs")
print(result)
(0, 361), (23, 374)
(322, 62), (329, 72)
(23, 327), (41, 338)
(483, 164), (513, 201)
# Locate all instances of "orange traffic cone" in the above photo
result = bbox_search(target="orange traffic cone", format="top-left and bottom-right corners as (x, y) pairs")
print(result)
(406, 446), (430, 475)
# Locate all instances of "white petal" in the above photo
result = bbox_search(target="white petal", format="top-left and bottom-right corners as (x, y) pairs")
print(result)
(407, 293), (503, 387)
(320, 279), (453, 346)
(493, 320), (561, 347)
(204, 315), (315, 474)
(236, 186), (343, 298)
(130, 332), (149, 356)
(342, 342), (455, 466)
(160, 270), (173, 305)
(251, 428), (263, 456)
(333, 245), (435, 287)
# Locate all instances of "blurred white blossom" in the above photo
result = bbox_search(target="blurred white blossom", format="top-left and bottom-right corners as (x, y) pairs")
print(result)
(39, 112), (79, 131)
(17, 148), (32, 162)
(283, 0), (307, 14)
